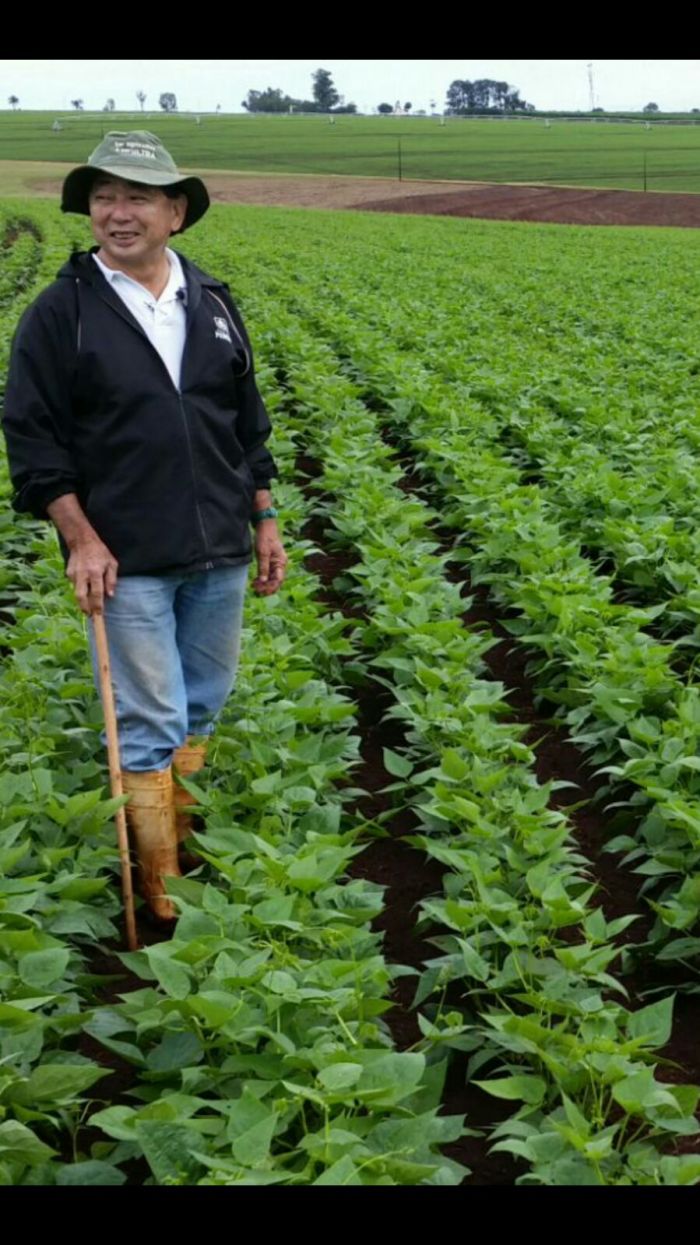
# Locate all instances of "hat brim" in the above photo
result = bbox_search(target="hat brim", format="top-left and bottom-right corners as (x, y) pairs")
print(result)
(61, 165), (210, 232)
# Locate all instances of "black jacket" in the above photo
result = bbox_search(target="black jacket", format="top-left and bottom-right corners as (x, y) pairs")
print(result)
(1, 249), (277, 576)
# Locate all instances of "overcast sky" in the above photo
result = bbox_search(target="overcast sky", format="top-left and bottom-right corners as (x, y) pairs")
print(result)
(1, 60), (699, 115)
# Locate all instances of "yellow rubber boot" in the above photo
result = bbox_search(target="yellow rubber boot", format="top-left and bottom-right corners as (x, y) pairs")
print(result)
(173, 737), (208, 845)
(121, 768), (181, 923)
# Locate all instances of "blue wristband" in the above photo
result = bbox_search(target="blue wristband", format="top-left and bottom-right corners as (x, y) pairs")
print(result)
(251, 507), (278, 524)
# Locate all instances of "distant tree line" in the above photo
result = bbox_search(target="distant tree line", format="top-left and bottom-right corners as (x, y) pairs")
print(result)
(243, 69), (356, 114)
(242, 72), (533, 116)
(445, 79), (534, 114)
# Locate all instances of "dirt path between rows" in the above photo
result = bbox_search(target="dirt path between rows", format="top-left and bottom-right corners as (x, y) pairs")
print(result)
(23, 167), (700, 228)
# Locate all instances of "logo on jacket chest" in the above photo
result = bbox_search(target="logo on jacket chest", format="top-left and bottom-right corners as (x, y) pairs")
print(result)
(213, 316), (232, 344)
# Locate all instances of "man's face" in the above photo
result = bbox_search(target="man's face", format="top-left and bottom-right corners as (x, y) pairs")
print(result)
(88, 175), (187, 268)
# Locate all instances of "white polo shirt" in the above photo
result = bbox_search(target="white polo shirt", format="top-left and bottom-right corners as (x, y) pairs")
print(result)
(91, 247), (187, 392)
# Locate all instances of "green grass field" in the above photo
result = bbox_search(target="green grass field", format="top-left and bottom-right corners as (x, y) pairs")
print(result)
(2, 110), (700, 192)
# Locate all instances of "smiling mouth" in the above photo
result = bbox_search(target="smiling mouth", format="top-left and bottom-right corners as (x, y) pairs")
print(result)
(111, 232), (139, 241)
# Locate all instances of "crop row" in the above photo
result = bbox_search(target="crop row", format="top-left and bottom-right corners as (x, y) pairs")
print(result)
(231, 292), (700, 1185)
(228, 235), (700, 972)
(326, 214), (700, 651)
(199, 210), (700, 644)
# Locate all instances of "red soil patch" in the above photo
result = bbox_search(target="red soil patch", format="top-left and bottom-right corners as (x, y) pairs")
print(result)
(203, 173), (700, 229)
(359, 182), (700, 228)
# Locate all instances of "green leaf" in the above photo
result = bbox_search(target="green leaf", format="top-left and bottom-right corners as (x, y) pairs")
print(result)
(458, 939), (491, 982)
(280, 1080), (327, 1108)
(56, 1161), (126, 1186)
(89, 1106), (137, 1141)
(261, 970), (298, 995)
(283, 786), (316, 807)
(440, 749), (471, 781)
(202, 884), (229, 915)
(314, 1155), (363, 1186)
(188, 992), (238, 1029)
(355, 1052), (426, 1104)
(11, 1063), (108, 1106)
(382, 1157), (438, 1183)
(317, 1063), (363, 1092)
(667, 1085), (700, 1116)
(562, 1094), (591, 1138)
(134, 1121), (204, 1184)
(173, 911), (220, 941)
(145, 1031), (204, 1073)
(627, 995), (674, 1048)
(657, 937), (700, 962)
(659, 1155), (700, 1185)
(252, 895), (297, 924)
(0, 1120), (56, 1164)
(382, 748), (413, 778)
(18, 948), (70, 988)
(474, 1075), (547, 1106)
(612, 1069), (675, 1115)
(225, 1088), (272, 1141)
(251, 772), (282, 796)
(144, 947), (192, 999)
(93, 1036), (147, 1066)
(231, 1114), (277, 1167)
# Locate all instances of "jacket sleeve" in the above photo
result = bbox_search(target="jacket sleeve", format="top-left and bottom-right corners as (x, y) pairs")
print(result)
(2, 291), (80, 519)
(222, 292), (279, 489)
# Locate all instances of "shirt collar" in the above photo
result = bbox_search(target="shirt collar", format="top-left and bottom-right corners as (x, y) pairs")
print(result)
(91, 248), (185, 303)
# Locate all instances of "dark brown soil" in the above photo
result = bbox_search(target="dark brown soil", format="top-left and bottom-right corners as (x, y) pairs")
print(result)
(203, 172), (700, 230)
(359, 182), (700, 228)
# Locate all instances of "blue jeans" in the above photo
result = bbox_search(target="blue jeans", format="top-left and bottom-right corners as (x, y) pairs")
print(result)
(89, 565), (248, 772)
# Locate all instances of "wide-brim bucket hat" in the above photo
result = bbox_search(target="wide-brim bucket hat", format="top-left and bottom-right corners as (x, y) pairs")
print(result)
(61, 130), (210, 232)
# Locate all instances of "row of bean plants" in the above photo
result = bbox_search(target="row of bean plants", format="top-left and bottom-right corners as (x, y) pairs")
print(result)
(205, 207), (700, 971)
(212, 288), (700, 1184)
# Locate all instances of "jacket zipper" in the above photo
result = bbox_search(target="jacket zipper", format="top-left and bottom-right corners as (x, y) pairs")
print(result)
(177, 393), (213, 569)
(90, 279), (216, 568)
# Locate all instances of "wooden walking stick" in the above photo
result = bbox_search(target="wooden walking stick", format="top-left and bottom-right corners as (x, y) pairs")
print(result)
(91, 609), (138, 951)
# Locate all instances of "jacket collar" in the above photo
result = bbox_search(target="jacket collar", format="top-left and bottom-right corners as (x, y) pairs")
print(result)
(61, 247), (228, 337)
(61, 248), (225, 290)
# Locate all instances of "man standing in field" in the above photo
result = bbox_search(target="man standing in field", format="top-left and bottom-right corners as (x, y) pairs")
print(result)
(2, 131), (287, 926)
